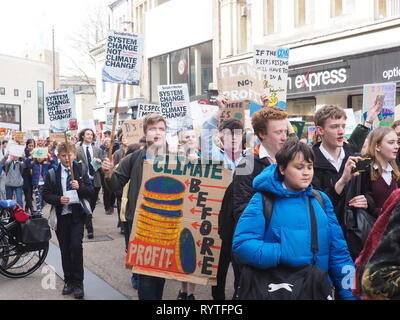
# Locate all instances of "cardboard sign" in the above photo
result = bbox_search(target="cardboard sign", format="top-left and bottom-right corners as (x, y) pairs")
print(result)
(126, 158), (230, 285)
(102, 30), (144, 85)
(217, 62), (264, 105)
(290, 121), (306, 139)
(12, 132), (25, 144)
(8, 144), (25, 157)
(253, 46), (290, 110)
(32, 148), (48, 159)
(121, 119), (144, 145)
(45, 88), (77, 133)
(219, 101), (247, 127)
(49, 132), (66, 143)
(363, 82), (397, 128)
(137, 103), (161, 119)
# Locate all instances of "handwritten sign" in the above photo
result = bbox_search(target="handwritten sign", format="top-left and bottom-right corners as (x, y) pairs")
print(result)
(126, 158), (230, 285)
(219, 101), (247, 127)
(253, 46), (290, 110)
(121, 119), (144, 145)
(33, 148), (48, 159)
(290, 121), (306, 139)
(217, 62), (264, 105)
(12, 132), (25, 144)
(102, 30), (144, 85)
(363, 82), (397, 128)
(8, 144), (25, 157)
(45, 88), (77, 133)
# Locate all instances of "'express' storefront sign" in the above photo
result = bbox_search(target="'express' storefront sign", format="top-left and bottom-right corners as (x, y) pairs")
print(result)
(288, 47), (400, 98)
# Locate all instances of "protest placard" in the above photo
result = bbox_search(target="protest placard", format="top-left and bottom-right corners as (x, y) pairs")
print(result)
(363, 82), (397, 128)
(253, 46), (290, 110)
(137, 103), (161, 119)
(290, 121), (306, 139)
(121, 119), (144, 145)
(49, 132), (66, 143)
(12, 132), (25, 144)
(78, 119), (96, 133)
(217, 62), (264, 105)
(102, 30), (144, 85)
(126, 158), (230, 285)
(189, 101), (218, 134)
(33, 148), (49, 159)
(157, 84), (193, 146)
(219, 101), (247, 127)
(8, 144), (25, 157)
(344, 109), (356, 138)
(45, 88), (77, 133)
(308, 126), (316, 145)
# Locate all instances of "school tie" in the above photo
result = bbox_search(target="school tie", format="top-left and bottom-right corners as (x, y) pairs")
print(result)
(65, 168), (72, 191)
(86, 146), (95, 176)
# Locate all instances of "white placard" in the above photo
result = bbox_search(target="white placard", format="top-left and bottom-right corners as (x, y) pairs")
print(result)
(45, 88), (77, 133)
(63, 190), (80, 204)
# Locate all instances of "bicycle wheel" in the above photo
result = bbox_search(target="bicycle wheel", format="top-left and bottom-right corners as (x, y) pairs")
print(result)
(0, 241), (49, 279)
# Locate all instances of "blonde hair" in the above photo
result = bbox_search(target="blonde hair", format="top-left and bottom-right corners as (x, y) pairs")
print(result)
(365, 127), (400, 182)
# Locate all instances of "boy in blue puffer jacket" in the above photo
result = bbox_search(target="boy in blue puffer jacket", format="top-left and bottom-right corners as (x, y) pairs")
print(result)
(233, 139), (356, 300)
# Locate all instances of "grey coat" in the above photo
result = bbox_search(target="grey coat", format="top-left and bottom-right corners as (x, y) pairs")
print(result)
(76, 144), (105, 188)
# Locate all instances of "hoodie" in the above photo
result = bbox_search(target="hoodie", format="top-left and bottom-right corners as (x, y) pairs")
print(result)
(233, 164), (356, 300)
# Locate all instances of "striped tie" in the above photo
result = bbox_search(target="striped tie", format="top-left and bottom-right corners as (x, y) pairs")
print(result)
(65, 169), (72, 191)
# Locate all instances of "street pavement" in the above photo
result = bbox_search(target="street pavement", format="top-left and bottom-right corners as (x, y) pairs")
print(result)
(0, 192), (235, 300)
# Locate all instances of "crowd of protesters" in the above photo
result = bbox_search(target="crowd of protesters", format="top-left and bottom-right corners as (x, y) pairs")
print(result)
(1, 92), (400, 300)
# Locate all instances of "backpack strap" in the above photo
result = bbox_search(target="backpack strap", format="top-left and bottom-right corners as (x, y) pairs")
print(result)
(261, 191), (275, 231)
(311, 189), (325, 212)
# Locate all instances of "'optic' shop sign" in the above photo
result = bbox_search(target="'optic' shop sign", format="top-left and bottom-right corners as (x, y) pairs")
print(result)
(287, 48), (400, 97)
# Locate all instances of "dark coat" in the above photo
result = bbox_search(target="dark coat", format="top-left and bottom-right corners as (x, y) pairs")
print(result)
(42, 162), (93, 223)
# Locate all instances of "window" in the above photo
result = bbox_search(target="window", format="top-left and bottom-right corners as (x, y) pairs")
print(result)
(0, 88), (4, 95)
(294, 0), (315, 27)
(0, 104), (21, 126)
(37, 81), (45, 124)
(375, 0), (400, 19)
(264, 0), (279, 35)
(170, 48), (189, 86)
(27, 90), (31, 98)
(150, 54), (169, 102)
(189, 42), (213, 97)
(14, 89), (19, 97)
(331, 0), (355, 17)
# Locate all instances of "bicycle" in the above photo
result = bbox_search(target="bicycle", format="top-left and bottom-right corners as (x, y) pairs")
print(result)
(0, 200), (49, 278)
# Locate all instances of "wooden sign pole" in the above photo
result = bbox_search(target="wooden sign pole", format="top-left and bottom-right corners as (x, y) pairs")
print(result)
(109, 83), (121, 161)
(63, 131), (75, 180)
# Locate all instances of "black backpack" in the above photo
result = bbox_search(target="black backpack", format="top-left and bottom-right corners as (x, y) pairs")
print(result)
(235, 190), (333, 300)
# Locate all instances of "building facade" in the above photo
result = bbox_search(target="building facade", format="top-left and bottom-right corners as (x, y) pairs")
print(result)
(0, 50), (59, 132)
(215, 0), (400, 124)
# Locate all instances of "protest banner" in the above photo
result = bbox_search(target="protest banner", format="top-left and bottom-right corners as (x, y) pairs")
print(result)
(0, 128), (6, 137)
(45, 88), (77, 133)
(102, 30), (144, 85)
(137, 103), (161, 119)
(102, 31), (144, 160)
(363, 82), (397, 128)
(45, 88), (77, 178)
(49, 132), (66, 143)
(253, 46), (290, 110)
(12, 132), (25, 144)
(290, 121), (306, 139)
(121, 119), (144, 145)
(395, 105), (400, 121)
(217, 63), (264, 105)
(219, 101), (247, 127)
(33, 148), (48, 159)
(157, 84), (193, 147)
(8, 144), (25, 157)
(344, 109), (356, 139)
(126, 158), (230, 285)
(189, 101), (218, 136)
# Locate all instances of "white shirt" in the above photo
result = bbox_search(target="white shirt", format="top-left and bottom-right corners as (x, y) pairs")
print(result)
(61, 164), (72, 216)
(374, 163), (393, 186)
(259, 144), (276, 165)
(319, 144), (346, 172)
(83, 143), (94, 180)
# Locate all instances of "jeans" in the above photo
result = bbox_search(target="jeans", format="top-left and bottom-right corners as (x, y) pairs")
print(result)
(138, 274), (165, 300)
(5, 186), (23, 207)
(33, 185), (45, 214)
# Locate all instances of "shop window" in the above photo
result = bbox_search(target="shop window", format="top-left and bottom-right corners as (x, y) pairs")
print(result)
(264, 0), (279, 35)
(150, 54), (169, 102)
(170, 48), (189, 86)
(286, 98), (316, 125)
(189, 42), (213, 97)
(37, 81), (45, 125)
(294, 0), (315, 27)
(331, 0), (354, 17)
(0, 104), (21, 125)
(375, 0), (400, 19)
